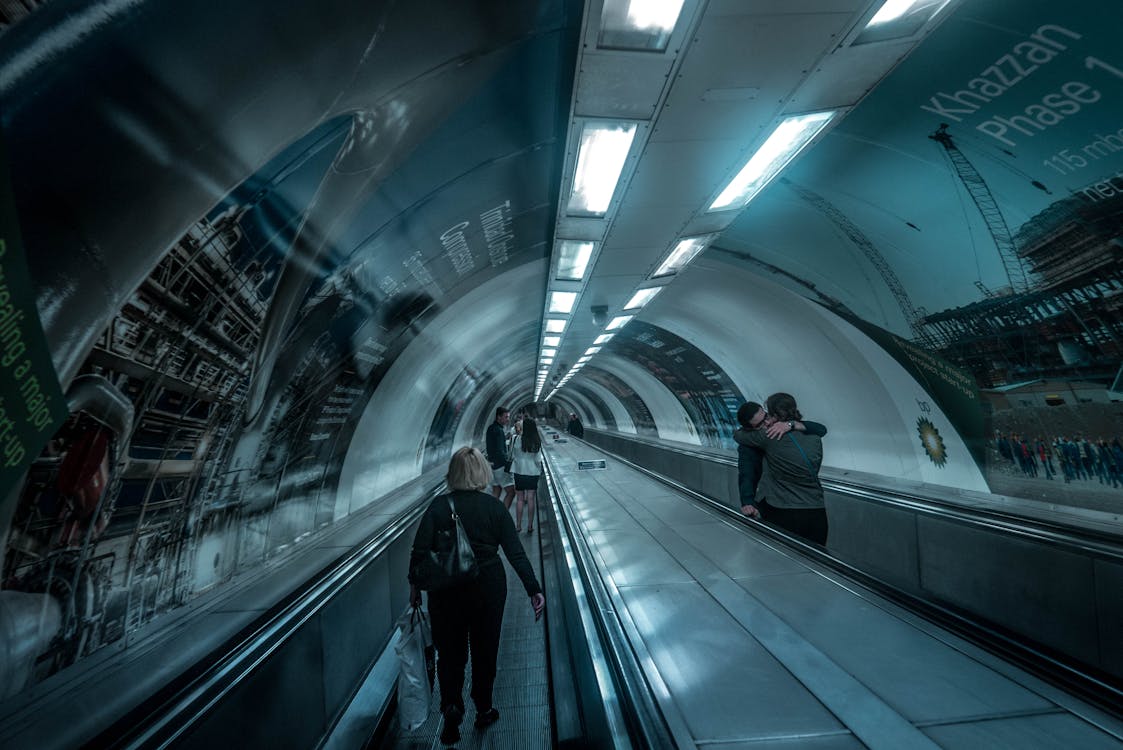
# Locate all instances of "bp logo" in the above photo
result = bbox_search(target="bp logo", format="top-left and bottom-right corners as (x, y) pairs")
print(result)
(917, 417), (947, 467)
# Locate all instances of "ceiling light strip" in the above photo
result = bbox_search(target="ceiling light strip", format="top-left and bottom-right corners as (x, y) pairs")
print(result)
(709, 111), (836, 212)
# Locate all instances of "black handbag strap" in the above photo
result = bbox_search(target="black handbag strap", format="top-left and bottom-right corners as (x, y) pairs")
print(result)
(445, 494), (472, 542)
(446, 494), (462, 523)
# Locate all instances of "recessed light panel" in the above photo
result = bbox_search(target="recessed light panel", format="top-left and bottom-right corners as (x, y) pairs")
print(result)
(549, 291), (578, 313)
(556, 241), (595, 280)
(709, 111), (835, 212)
(598, 0), (685, 51)
(654, 236), (711, 277)
(567, 121), (638, 216)
(624, 287), (662, 310)
(606, 315), (633, 331)
(854, 0), (950, 45)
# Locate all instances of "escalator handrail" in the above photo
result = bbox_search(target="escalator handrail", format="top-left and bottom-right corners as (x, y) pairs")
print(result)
(541, 447), (686, 749)
(584, 427), (1123, 560)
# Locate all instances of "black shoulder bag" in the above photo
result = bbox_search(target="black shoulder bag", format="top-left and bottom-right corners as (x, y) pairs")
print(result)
(411, 495), (479, 591)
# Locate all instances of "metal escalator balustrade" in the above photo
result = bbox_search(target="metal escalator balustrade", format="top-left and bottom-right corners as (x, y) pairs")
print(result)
(99, 482), (445, 749)
(541, 445), (676, 749)
(577, 427), (1123, 720)
(584, 427), (1123, 552)
(545, 434), (1123, 747)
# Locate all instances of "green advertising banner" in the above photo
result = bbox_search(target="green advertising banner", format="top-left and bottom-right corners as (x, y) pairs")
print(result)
(842, 312), (987, 472)
(0, 136), (67, 499)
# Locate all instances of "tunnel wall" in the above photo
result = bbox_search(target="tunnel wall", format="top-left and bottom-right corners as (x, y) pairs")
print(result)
(595, 355), (701, 444)
(338, 260), (542, 509)
(632, 259), (990, 492)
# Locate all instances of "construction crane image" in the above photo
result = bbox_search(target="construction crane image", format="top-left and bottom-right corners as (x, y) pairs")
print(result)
(783, 178), (934, 347)
(928, 123), (1033, 295)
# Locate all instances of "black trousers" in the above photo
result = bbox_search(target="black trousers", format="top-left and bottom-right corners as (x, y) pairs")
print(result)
(760, 501), (829, 546)
(427, 563), (507, 713)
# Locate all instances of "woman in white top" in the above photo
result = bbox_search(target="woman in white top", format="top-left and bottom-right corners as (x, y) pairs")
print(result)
(510, 418), (543, 533)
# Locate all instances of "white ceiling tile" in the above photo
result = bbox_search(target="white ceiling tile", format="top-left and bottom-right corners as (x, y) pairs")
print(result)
(707, 0), (865, 15)
(618, 140), (731, 209)
(606, 203), (691, 251)
(575, 53), (675, 120)
(786, 38), (917, 111)
(556, 216), (609, 241)
(652, 10), (854, 143)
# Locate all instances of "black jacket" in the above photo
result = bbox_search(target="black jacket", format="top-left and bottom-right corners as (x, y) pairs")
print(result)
(409, 490), (542, 596)
(486, 421), (508, 468)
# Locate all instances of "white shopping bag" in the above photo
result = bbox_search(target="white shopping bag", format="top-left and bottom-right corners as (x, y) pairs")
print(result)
(394, 605), (434, 730)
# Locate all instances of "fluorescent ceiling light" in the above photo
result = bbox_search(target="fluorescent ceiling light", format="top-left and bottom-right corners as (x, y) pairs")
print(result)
(549, 291), (578, 313)
(599, 0), (685, 51)
(556, 241), (595, 281)
(540, 358), (554, 364)
(606, 315), (633, 330)
(567, 121), (638, 216)
(578, 356), (590, 363)
(594, 333), (614, 345)
(854, 0), (950, 44)
(585, 346), (601, 355)
(868, 0), (947, 25)
(541, 348), (557, 358)
(654, 236), (711, 277)
(624, 287), (662, 310)
(709, 111), (835, 212)
(546, 319), (567, 333)
(543, 336), (560, 347)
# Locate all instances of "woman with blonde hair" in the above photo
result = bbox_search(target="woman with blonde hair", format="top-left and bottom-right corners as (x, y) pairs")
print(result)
(409, 446), (546, 745)
(510, 417), (543, 533)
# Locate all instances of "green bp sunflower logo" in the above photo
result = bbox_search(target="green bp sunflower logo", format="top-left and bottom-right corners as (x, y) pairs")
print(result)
(917, 417), (947, 467)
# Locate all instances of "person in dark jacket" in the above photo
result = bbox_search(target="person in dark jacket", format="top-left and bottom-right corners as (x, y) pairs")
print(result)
(486, 406), (515, 507)
(735, 400), (828, 521)
(409, 447), (546, 745)
(734, 393), (828, 545)
(566, 412), (584, 438)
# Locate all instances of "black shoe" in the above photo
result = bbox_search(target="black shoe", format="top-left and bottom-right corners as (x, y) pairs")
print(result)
(440, 706), (463, 745)
(475, 707), (500, 730)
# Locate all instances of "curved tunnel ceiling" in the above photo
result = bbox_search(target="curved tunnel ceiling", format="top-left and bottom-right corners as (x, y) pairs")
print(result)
(2, 0), (1123, 704)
